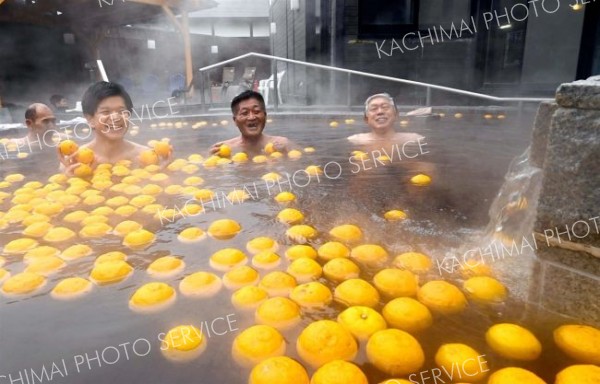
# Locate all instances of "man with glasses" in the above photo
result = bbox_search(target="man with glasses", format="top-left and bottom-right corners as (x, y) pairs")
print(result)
(209, 90), (290, 156)
(348, 93), (424, 144)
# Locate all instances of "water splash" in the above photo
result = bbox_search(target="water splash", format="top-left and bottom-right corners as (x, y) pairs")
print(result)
(482, 146), (543, 244)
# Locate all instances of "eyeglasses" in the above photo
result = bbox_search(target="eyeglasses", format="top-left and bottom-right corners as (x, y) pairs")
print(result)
(367, 103), (393, 112)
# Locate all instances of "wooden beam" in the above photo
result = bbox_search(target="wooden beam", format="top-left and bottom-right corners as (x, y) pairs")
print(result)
(127, 0), (179, 8)
(161, 3), (183, 34)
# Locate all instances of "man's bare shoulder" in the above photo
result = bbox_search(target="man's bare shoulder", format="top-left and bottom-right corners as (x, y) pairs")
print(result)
(347, 133), (372, 143)
(130, 141), (150, 152)
(394, 132), (425, 141)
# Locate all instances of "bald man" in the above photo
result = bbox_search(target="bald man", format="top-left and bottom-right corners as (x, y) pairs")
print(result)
(348, 93), (424, 144)
(12, 103), (58, 148)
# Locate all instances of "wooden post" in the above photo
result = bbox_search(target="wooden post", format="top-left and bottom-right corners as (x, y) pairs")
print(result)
(161, 4), (194, 97)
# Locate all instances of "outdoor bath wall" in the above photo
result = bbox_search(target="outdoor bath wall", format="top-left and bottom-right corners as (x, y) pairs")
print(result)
(529, 75), (600, 325)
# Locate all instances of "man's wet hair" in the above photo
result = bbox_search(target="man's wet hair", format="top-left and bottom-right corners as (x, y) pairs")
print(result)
(364, 93), (398, 115)
(25, 104), (38, 121)
(50, 94), (64, 106)
(231, 90), (266, 115)
(82, 81), (133, 116)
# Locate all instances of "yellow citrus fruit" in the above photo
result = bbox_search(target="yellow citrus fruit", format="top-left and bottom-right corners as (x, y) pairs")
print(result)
(382, 297), (432, 333)
(179, 271), (222, 298)
(329, 224), (363, 243)
(555, 365), (600, 384)
(249, 356), (309, 384)
(417, 280), (467, 314)
(232, 325), (286, 367)
(153, 141), (172, 158)
(285, 244), (317, 260)
(287, 149), (302, 159)
(334, 278), (380, 308)
(410, 174), (431, 186)
(323, 258), (360, 282)
(231, 286), (268, 310)
(252, 251), (282, 270)
(61, 244), (93, 260)
(253, 155), (268, 163)
(177, 227), (206, 243)
(51, 277), (92, 300)
(73, 164), (93, 178)
(318, 241), (350, 261)
(258, 271), (297, 297)
(139, 150), (159, 166)
(129, 282), (176, 313)
(286, 257), (322, 282)
(350, 244), (389, 266)
(24, 256), (65, 276)
(311, 360), (368, 384)
(2, 272), (46, 295)
(486, 323), (542, 361)
(264, 142), (275, 154)
(487, 367), (546, 384)
(435, 343), (489, 382)
(393, 252), (432, 273)
(161, 325), (206, 362)
(463, 276), (508, 303)
(247, 236), (279, 254)
(384, 210), (407, 221)
(232, 152), (248, 163)
(223, 266), (260, 290)
(337, 306), (387, 340)
(366, 329), (425, 376)
(289, 282), (332, 308)
(554, 324), (600, 364)
(122, 229), (155, 248)
(209, 248), (248, 272)
(208, 219), (242, 240)
(255, 297), (301, 330)
(219, 144), (231, 158)
(274, 191), (295, 203)
(147, 256), (185, 279)
(373, 268), (418, 298)
(95, 251), (127, 265)
(296, 320), (357, 368)
(89, 260), (133, 285)
(76, 148), (95, 164)
(59, 140), (78, 156)
(23, 221), (53, 238)
(286, 224), (317, 243)
(277, 208), (304, 225)
(4, 238), (38, 254)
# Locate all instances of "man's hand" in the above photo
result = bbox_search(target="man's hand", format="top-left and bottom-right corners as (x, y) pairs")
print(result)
(159, 146), (174, 170)
(209, 141), (223, 155)
(271, 138), (289, 153)
(57, 147), (95, 176)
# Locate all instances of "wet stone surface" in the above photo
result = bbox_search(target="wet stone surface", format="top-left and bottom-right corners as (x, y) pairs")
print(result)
(535, 107), (600, 245)
(556, 75), (600, 110)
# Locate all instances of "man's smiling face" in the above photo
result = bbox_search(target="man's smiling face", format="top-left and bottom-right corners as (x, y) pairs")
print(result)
(87, 96), (130, 141)
(233, 98), (266, 139)
(364, 96), (397, 134)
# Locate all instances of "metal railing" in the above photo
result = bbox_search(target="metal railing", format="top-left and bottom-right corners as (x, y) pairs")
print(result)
(198, 52), (554, 110)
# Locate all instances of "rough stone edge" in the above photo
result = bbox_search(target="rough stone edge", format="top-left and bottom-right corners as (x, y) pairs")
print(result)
(529, 101), (558, 168)
(556, 77), (600, 110)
